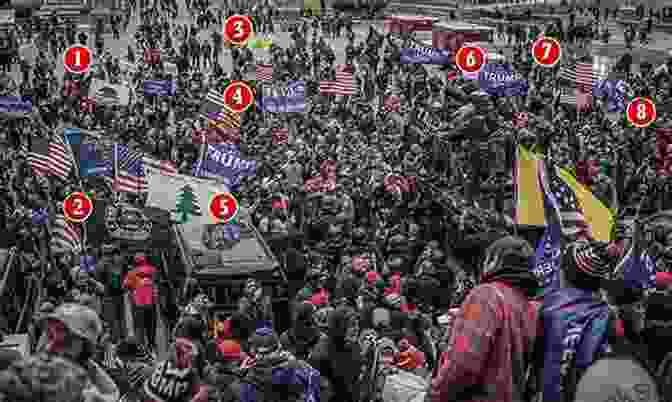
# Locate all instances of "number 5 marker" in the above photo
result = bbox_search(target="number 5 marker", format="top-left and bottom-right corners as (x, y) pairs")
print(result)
(532, 37), (561, 67)
(455, 46), (486, 75)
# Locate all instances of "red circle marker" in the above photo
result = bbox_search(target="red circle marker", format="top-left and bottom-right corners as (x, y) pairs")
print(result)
(626, 97), (656, 128)
(531, 37), (562, 67)
(209, 192), (239, 224)
(224, 15), (255, 46)
(455, 46), (486, 75)
(223, 81), (255, 113)
(63, 191), (94, 223)
(63, 45), (93, 74)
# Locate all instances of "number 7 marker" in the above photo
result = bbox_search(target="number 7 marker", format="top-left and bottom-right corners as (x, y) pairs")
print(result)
(532, 37), (561, 67)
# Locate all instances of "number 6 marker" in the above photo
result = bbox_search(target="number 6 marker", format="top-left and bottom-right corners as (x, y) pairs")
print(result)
(532, 37), (561, 67)
(455, 46), (486, 75)
(626, 97), (656, 128)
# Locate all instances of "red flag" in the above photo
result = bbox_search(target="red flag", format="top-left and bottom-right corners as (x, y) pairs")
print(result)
(513, 112), (528, 129)
(272, 128), (289, 145)
(80, 97), (95, 113)
(657, 128), (672, 177)
(144, 48), (161, 65)
(383, 95), (401, 113)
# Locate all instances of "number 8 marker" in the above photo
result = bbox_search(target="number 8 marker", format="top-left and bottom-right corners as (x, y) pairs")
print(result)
(532, 37), (562, 67)
(626, 97), (656, 128)
(455, 46), (486, 75)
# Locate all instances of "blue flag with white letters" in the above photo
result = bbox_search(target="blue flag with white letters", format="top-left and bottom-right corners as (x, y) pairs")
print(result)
(399, 48), (451, 65)
(478, 63), (529, 97)
(192, 144), (255, 187)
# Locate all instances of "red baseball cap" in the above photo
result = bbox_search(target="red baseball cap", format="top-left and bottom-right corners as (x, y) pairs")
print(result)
(656, 272), (672, 289)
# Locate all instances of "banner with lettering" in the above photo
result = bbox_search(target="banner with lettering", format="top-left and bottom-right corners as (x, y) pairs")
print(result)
(478, 64), (529, 97)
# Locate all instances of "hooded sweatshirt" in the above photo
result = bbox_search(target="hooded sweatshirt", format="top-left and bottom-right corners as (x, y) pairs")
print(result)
(430, 267), (540, 402)
(307, 306), (362, 402)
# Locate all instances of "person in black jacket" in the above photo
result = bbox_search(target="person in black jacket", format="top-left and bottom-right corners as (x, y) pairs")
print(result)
(307, 306), (361, 402)
(279, 302), (325, 361)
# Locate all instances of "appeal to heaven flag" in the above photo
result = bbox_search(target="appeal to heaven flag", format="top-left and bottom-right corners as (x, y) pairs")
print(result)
(145, 165), (228, 252)
(515, 146), (545, 226)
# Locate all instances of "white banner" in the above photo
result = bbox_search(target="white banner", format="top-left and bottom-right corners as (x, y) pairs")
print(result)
(145, 166), (228, 252)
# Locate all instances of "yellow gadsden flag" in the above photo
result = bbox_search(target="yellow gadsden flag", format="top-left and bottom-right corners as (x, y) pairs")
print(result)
(515, 145), (613, 241)
(556, 167), (614, 242)
(515, 146), (545, 226)
(304, 0), (321, 16)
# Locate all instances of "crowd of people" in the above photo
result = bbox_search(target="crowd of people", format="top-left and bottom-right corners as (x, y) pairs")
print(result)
(0, 0), (672, 401)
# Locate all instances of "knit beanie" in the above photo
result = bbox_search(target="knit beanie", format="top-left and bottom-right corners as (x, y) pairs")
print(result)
(249, 327), (280, 354)
(562, 240), (615, 290)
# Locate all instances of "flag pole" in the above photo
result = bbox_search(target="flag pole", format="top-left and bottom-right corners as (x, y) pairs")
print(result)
(63, 128), (88, 252)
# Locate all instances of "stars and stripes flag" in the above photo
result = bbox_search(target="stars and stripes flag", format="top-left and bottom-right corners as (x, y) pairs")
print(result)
(143, 156), (177, 176)
(272, 128), (289, 145)
(200, 90), (241, 129)
(539, 159), (590, 240)
(558, 58), (610, 90)
(51, 213), (83, 253)
(319, 64), (356, 96)
(383, 95), (401, 113)
(27, 136), (51, 176)
(114, 144), (147, 193)
(256, 64), (274, 81)
(558, 87), (593, 112)
(30, 132), (75, 181)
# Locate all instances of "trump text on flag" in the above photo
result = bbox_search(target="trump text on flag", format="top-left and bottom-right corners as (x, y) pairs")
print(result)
(478, 63), (528, 97)
(399, 48), (451, 65)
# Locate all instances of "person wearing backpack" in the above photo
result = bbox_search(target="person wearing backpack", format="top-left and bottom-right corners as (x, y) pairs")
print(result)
(428, 236), (541, 402)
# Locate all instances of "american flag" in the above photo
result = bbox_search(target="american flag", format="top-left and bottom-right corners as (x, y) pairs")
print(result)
(272, 128), (289, 145)
(513, 112), (529, 128)
(51, 213), (82, 252)
(256, 64), (274, 81)
(559, 87), (592, 112)
(48, 132), (75, 181)
(558, 58), (610, 90)
(143, 156), (177, 176)
(27, 136), (51, 176)
(540, 161), (589, 240)
(319, 64), (356, 96)
(114, 144), (147, 193)
(200, 90), (242, 129)
(383, 95), (401, 113)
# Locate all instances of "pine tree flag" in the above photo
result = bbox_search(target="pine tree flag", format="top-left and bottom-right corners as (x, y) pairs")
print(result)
(172, 184), (203, 223)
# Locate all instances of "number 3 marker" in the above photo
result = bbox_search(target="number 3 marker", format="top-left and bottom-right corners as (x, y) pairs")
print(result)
(531, 37), (562, 67)
(455, 46), (486, 75)
(224, 15), (254, 46)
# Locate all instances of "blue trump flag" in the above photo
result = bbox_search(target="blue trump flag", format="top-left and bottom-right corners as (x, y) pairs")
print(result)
(400, 48), (451, 65)
(0, 96), (32, 115)
(535, 157), (563, 293)
(479, 63), (529, 97)
(259, 80), (305, 113)
(193, 144), (255, 187)
(143, 80), (176, 97)
(80, 142), (114, 177)
(593, 79), (626, 113)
